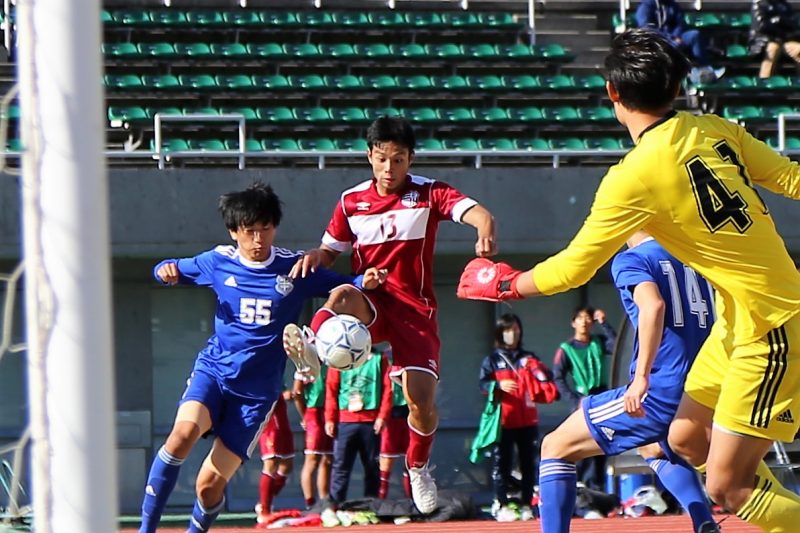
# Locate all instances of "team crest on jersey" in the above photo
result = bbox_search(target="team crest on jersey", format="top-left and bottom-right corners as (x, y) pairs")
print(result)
(401, 191), (420, 207)
(356, 201), (371, 211)
(275, 275), (294, 295)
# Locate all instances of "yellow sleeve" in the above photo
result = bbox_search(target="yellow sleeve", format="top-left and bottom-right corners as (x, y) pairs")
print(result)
(532, 167), (656, 295)
(738, 125), (800, 199)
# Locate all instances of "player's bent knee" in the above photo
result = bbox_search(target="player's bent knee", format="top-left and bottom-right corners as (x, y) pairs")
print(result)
(540, 432), (564, 460)
(165, 423), (201, 456)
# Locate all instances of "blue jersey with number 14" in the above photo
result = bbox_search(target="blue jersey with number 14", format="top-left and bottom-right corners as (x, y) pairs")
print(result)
(153, 245), (354, 402)
(611, 239), (714, 405)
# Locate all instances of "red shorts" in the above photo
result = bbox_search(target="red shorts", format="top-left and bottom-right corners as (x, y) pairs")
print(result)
(303, 407), (333, 455)
(259, 398), (295, 460)
(363, 289), (441, 379)
(380, 415), (410, 457)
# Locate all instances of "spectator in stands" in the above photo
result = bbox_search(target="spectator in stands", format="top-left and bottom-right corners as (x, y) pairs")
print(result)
(478, 313), (559, 522)
(553, 306), (616, 492)
(749, 0), (800, 78)
(635, 0), (725, 82)
(322, 347), (392, 526)
(293, 367), (334, 510)
(256, 390), (295, 525)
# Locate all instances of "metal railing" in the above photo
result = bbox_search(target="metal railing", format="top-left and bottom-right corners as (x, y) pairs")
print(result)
(153, 113), (246, 170)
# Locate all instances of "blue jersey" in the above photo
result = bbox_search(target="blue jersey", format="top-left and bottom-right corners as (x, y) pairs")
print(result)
(154, 245), (354, 402)
(611, 239), (714, 404)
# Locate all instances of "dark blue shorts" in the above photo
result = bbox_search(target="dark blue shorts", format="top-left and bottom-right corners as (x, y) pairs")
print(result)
(582, 385), (680, 456)
(180, 370), (277, 461)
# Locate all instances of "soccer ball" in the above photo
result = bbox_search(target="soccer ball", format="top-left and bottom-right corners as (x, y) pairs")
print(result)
(315, 314), (372, 371)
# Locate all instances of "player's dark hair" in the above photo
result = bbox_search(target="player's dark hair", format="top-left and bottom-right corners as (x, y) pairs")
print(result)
(572, 306), (595, 321)
(218, 181), (283, 231)
(494, 313), (523, 348)
(366, 115), (416, 152)
(604, 28), (691, 112)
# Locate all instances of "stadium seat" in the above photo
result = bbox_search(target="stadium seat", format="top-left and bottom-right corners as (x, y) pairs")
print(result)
(101, 10), (114, 24)
(262, 11), (302, 27)
(324, 75), (361, 90)
(722, 13), (751, 27)
(178, 75), (217, 90)
(284, 43), (321, 58)
(336, 138), (369, 151)
(294, 107), (333, 123)
(425, 43), (463, 59)
(542, 106), (581, 121)
(549, 137), (586, 150)
(405, 12), (445, 27)
(496, 44), (533, 59)
(754, 75), (792, 90)
(210, 43), (249, 57)
(418, 138), (444, 150)
(540, 74), (575, 91)
(722, 106), (762, 121)
(403, 107), (438, 123)
(464, 43), (498, 60)
(137, 42), (176, 57)
(364, 107), (401, 120)
(262, 138), (300, 151)
(437, 107), (474, 122)
(224, 138), (262, 152)
(6, 138), (23, 152)
(104, 74), (143, 90)
(219, 107), (258, 120)
(763, 105), (796, 119)
(368, 11), (405, 26)
(442, 12), (481, 27)
(478, 138), (515, 150)
(442, 138), (480, 150)
(537, 43), (573, 61)
(154, 139), (190, 152)
(329, 107), (368, 123)
(174, 43), (213, 57)
(360, 75), (397, 91)
(576, 74), (606, 90)
(319, 44), (358, 59)
(766, 136), (800, 149)
(298, 138), (337, 150)
(108, 106), (147, 127)
(725, 44), (749, 60)
(515, 138), (550, 151)
(247, 43), (286, 59)
(252, 75), (290, 90)
(585, 137), (623, 150)
(580, 107), (616, 121)
(256, 107), (295, 123)
(353, 43), (392, 58)
(102, 42), (140, 57)
(501, 75), (540, 90)
(507, 106), (544, 122)
(296, 11), (335, 26)
(684, 12), (722, 28)
(466, 75), (503, 90)
(431, 75), (468, 90)
(477, 12), (518, 28)
(222, 10), (261, 26)
(183, 107), (220, 116)
(287, 75), (325, 90)
(333, 11), (370, 27)
(186, 11), (225, 26)
(474, 107), (510, 123)
(112, 10), (152, 25)
(189, 139), (227, 151)
(216, 75), (255, 91)
(396, 75), (433, 90)
(146, 107), (182, 119)
(390, 43), (427, 59)
(150, 10), (189, 25)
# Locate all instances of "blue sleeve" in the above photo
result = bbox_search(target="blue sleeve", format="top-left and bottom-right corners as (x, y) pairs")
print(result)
(611, 251), (655, 291)
(304, 267), (357, 297)
(478, 355), (495, 394)
(153, 250), (216, 287)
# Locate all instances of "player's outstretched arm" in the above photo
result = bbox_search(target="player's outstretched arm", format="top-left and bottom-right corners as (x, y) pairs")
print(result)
(155, 262), (180, 285)
(461, 204), (497, 257)
(290, 245), (340, 278)
(623, 280), (665, 417)
(457, 258), (542, 301)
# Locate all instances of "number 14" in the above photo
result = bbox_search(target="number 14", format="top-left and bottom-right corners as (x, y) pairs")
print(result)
(659, 261), (714, 328)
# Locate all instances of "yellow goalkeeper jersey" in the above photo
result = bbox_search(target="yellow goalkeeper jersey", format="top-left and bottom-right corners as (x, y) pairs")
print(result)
(533, 110), (800, 346)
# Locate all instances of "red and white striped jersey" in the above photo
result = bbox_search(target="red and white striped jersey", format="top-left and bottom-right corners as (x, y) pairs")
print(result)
(322, 174), (478, 315)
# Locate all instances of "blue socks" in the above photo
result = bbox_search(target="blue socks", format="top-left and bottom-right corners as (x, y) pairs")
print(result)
(139, 446), (185, 533)
(187, 496), (225, 532)
(647, 456), (713, 531)
(539, 459), (577, 533)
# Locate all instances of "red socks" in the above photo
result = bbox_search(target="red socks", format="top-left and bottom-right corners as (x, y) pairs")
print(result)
(379, 470), (391, 499)
(259, 472), (288, 514)
(310, 308), (336, 334)
(407, 422), (435, 468)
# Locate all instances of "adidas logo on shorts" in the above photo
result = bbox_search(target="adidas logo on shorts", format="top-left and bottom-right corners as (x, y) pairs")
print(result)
(600, 426), (615, 441)
(777, 409), (795, 424)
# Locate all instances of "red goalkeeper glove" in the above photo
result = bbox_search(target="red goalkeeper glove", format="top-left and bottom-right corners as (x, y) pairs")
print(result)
(457, 258), (524, 302)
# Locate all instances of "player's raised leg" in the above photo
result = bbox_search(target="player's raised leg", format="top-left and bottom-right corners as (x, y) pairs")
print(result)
(403, 369), (439, 514)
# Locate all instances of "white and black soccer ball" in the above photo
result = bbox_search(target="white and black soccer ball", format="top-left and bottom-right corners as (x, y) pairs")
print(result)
(315, 314), (372, 371)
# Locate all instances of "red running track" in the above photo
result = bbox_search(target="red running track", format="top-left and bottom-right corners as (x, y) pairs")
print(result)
(121, 514), (759, 532)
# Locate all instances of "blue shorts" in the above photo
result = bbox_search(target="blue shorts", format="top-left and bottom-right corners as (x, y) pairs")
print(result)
(582, 385), (680, 456)
(180, 370), (277, 461)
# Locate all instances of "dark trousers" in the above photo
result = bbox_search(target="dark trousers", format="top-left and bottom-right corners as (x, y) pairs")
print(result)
(491, 425), (539, 505)
(330, 421), (380, 504)
(576, 454), (607, 491)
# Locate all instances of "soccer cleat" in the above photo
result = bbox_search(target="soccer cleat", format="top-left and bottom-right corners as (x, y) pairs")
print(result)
(320, 508), (340, 528)
(519, 505), (535, 521)
(283, 324), (320, 379)
(408, 464), (438, 514)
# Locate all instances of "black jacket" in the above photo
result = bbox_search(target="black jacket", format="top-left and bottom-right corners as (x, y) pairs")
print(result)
(749, 0), (799, 55)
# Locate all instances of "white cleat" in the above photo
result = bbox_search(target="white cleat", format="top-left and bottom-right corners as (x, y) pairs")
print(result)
(283, 324), (320, 379)
(408, 464), (438, 514)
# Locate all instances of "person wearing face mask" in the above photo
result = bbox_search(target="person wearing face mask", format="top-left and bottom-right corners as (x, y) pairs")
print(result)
(477, 313), (559, 522)
(552, 306), (617, 492)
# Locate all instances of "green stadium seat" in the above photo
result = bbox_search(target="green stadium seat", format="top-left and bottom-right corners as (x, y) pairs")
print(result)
(466, 75), (503, 90)
(474, 107), (510, 123)
(501, 75), (540, 90)
(418, 138), (444, 150)
(261, 138), (300, 151)
(431, 75), (468, 90)
(425, 43), (463, 59)
(296, 11), (335, 26)
(585, 137), (623, 150)
(353, 43), (392, 58)
(6, 139), (23, 152)
(516, 138), (549, 151)
(507, 106), (544, 122)
(186, 11), (225, 26)
(767, 136), (800, 149)
(368, 11), (405, 26)
(443, 138), (479, 150)
(437, 107), (474, 122)
(543, 106), (581, 121)
(216, 75), (255, 90)
(478, 138), (515, 150)
(137, 42), (176, 57)
(298, 138), (337, 151)
(108, 106), (147, 127)
(443, 12), (481, 27)
(287, 75), (325, 90)
(112, 10), (152, 25)
(360, 75), (397, 90)
(580, 107), (616, 121)
(261, 11), (301, 27)
(333, 11), (370, 27)
(319, 43), (358, 58)
(721, 76), (757, 90)
(576, 74), (606, 90)
(101, 10), (114, 24)
(247, 43), (286, 59)
(284, 43), (321, 58)
(329, 107), (368, 122)
(155, 139), (190, 152)
(146, 107), (182, 119)
(104, 74), (144, 90)
(294, 107), (333, 123)
(685, 12), (722, 28)
(396, 75), (433, 90)
(225, 138), (262, 152)
(550, 137), (586, 150)
(763, 105), (796, 119)
(252, 75), (290, 90)
(722, 105), (763, 121)
(178, 75), (217, 90)
(540, 74), (575, 91)
(5, 105), (19, 120)
(102, 42), (140, 57)
(755, 76), (792, 90)
(336, 138), (369, 151)
(463, 43), (498, 60)
(725, 44), (749, 60)
(174, 43), (213, 57)
(150, 10), (188, 25)
(183, 107), (220, 116)
(189, 139), (227, 151)
(219, 107), (258, 120)
(405, 12), (445, 27)
(536, 43), (572, 61)
(390, 43), (427, 59)
(364, 107), (401, 120)
(496, 44), (533, 59)
(478, 12), (517, 27)
(324, 75), (361, 90)
(210, 43), (249, 57)
(222, 11), (262, 25)
(722, 13), (751, 27)
(403, 107), (438, 123)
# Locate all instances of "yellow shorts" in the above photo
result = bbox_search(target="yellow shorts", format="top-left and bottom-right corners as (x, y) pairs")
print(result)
(685, 314), (800, 442)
